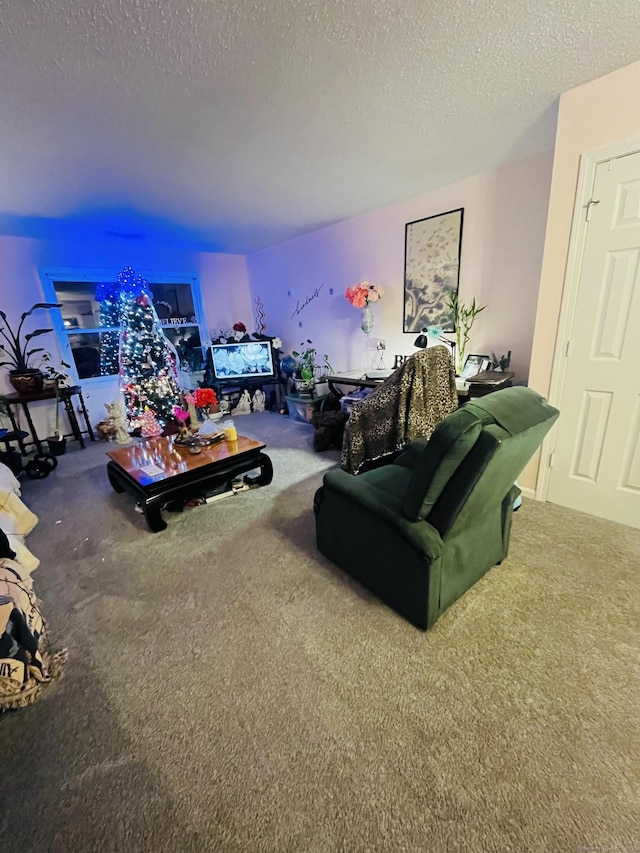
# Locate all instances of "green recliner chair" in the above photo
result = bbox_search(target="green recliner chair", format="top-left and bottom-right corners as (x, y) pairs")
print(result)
(314, 386), (559, 630)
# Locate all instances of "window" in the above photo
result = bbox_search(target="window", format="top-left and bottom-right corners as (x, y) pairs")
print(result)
(39, 269), (207, 384)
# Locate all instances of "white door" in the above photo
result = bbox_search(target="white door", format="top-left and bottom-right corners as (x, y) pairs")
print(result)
(547, 150), (640, 529)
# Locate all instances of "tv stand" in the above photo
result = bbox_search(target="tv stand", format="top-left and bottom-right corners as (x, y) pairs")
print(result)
(217, 383), (242, 409)
(215, 377), (285, 411)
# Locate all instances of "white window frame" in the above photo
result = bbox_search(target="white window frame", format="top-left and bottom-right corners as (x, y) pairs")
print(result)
(38, 267), (208, 387)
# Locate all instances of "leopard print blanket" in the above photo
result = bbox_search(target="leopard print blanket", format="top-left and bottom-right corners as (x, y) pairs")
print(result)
(341, 346), (458, 474)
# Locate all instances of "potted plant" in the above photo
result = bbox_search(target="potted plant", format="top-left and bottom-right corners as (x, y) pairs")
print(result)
(0, 302), (62, 394)
(291, 340), (333, 395)
(446, 292), (486, 375)
(312, 352), (334, 398)
(40, 355), (71, 455)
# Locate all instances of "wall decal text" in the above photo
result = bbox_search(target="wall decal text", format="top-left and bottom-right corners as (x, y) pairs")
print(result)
(290, 283), (325, 320)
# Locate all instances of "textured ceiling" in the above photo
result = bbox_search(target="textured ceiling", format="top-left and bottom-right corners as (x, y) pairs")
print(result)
(1, 0), (639, 253)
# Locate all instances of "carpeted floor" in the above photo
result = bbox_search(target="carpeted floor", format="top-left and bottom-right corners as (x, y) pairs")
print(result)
(0, 411), (638, 853)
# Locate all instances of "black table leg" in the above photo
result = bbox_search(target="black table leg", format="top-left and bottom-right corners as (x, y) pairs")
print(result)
(63, 396), (85, 447)
(244, 452), (273, 486)
(77, 390), (95, 441)
(107, 461), (125, 492)
(20, 402), (43, 455)
(142, 499), (167, 533)
(3, 407), (28, 455)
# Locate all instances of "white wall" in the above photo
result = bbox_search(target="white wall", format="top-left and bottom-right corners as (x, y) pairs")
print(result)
(530, 59), (640, 398)
(247, 151), (553, 382)
(1, 148), (554, 455)
(522, 58), (640, 492)
(0, 234), (250, 438)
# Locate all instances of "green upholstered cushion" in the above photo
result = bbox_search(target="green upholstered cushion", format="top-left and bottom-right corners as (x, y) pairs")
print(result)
(394, 437), (430, 470)
(464, 386), (553, 435)
(356, 464), (414, 505)
(401, 407), (483, 521)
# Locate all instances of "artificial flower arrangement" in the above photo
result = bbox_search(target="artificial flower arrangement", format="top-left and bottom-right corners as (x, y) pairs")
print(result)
(232, 322), (247, 341)
(172, 404), (190, 424)
(210, 322), (248, 343)
(345, 280), (384, 308)
(173, 388), (220, 432)
(190, 387), (218, 413)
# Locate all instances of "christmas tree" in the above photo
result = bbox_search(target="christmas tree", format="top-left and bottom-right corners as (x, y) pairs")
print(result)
(118, 269), (180, 425)
(134, 408), (163, 438)
(95, 281), (122, 376)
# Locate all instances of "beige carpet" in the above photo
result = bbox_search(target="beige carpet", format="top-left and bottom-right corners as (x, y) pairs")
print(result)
(0, 411), (638, 853)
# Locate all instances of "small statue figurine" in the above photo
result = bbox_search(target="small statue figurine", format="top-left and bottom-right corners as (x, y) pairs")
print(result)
(105, 400), (133, 444)
(252, 389), (266, 412)
(231, 389), (252, 416)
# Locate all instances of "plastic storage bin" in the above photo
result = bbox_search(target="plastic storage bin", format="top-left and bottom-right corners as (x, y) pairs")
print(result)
(285, 394), (328, 424)
(339, 388), (373, 416)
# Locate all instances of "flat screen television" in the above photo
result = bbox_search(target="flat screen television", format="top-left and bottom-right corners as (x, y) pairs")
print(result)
(210, 340), (276, 382)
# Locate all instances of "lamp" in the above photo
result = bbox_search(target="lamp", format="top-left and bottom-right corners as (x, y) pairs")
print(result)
(413, 329), (429, 348)
(414, 326), (455, 359)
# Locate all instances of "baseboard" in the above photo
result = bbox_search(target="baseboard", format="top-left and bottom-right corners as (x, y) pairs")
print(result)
(519, 485), (536, 500)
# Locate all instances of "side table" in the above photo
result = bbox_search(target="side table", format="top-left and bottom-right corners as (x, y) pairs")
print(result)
(0, 385), (95, 455)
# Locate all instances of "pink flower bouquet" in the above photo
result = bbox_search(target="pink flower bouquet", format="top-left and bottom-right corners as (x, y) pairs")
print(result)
(345, 281), (384, 308)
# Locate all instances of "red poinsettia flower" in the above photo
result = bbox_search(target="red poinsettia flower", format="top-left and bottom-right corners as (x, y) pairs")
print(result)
(192, 387), (218, 408)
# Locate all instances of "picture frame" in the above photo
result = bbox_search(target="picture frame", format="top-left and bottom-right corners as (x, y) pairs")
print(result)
(403, 207), (464, 333)
(460, 353), (491, 379)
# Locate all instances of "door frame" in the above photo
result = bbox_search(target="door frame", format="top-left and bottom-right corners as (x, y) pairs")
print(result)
(536, 134), (640, 501)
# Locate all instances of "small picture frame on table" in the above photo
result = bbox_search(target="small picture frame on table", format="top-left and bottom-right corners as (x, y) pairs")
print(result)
(460, 354), (491, 379)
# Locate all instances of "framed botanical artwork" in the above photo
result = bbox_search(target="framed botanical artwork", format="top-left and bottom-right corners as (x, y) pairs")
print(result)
(460, 353), (491, 379)
(403, 207), (464, 333)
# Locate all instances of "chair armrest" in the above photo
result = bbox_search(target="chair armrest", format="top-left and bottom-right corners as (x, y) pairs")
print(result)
(322, 468), (444, 559)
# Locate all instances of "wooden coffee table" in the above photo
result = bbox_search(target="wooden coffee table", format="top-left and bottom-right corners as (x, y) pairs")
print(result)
(106, 434), (273, 532)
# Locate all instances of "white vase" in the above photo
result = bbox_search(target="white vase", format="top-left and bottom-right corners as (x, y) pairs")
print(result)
(294, 378), (314, 394)
(361, 305), (374, 335)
